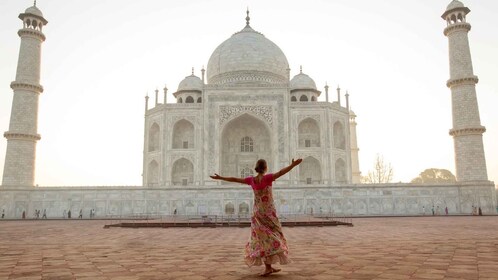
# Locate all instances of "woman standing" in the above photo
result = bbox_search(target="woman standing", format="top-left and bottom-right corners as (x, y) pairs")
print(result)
(210, 158), (302, 276)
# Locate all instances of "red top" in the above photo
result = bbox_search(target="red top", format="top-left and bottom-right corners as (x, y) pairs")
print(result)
(244, 173), (274, 190)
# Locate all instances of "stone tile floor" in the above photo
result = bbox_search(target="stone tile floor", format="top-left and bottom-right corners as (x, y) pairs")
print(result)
(0, 216), (497, 279)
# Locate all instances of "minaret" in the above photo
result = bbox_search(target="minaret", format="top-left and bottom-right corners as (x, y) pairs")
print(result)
(442, 1), (488, 182)
(2, 3), (47, 187)
(349, 110), (361, 183)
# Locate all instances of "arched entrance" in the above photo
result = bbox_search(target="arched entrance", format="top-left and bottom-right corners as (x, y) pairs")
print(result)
(221, 113), (271, 179)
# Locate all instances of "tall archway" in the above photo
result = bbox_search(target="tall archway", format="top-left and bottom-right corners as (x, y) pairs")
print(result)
(172, 158), (194, 186)
(148, 123), (160, 152)
(147, 160), (159, 186)
(172, 119), (194, 149)
(298, 118), (320, 148)
(221, 114), (271, 179)
(333, 121), (345, 149)
(335, 158), (347, 183)
(299, 156), (321, 184)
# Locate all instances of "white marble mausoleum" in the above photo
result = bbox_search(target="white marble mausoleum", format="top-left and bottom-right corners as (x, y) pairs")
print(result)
(1, 1), (496, 218)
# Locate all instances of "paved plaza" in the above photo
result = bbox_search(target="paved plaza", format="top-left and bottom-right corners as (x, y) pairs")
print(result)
(0, 217), (497, 280)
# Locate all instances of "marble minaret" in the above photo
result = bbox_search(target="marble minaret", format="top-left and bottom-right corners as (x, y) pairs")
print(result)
(442, 1), (488, 182)
(2, 3), (47, 187)
(349, 111), (361, 183)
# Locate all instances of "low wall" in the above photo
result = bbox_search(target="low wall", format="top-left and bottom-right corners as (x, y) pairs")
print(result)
(0, 182), (496, 218)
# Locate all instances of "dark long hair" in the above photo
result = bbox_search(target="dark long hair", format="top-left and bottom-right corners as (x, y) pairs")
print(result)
(254, 159), (267, 174)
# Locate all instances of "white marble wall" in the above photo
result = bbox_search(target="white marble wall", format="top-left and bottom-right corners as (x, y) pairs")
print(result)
(1, 182), (495, 219)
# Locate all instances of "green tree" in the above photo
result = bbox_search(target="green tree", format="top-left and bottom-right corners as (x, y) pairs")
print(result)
(361, 154), (394, 184)
(411, 168), (456, 183)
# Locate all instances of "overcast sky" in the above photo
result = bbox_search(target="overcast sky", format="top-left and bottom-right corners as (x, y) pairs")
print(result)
(0, 0), (496, 186)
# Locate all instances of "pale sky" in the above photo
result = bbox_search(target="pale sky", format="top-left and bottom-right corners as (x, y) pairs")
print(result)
(0, 0), (496, 186)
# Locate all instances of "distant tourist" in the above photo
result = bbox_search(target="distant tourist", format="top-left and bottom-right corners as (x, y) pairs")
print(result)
(445, 206), (448, 215)
(478, 207), (483, 216)
(22, 210), (26, 219)
(78, 209), (83, 219)
(68, 209), (72, 219)
(1, 209), (4, 219)
(173, 208), (177, 215)
(431, 205), (435, 216)
(42, 209), (47, 219)
(210, 158), (302, 276)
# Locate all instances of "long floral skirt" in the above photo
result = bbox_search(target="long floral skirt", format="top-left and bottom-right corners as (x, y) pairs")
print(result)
(244, 204), (290, 266)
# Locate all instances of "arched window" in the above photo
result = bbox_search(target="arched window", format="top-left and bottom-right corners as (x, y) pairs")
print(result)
(148, 123), (160, 152)
(185, 96), (194, 103)
(299, 156), (322, 184)
(335, 158), (347, 183)
(333, 121), (345, 149)
(311, 96), (316, 101)
(240, 136), (253, 152)
(172, 119), (194, 149)
(240, 167), (253, 178)
(298, 118), (320, 148)
(197, 97), (202, 103)
(178, 97), (183, 103)
(291, 96), (297, 102)
(225, 203), (235, 215)
(239, 202), (249, 214)
(147, 160), (159, 186)
(300, 95), (308, 102)
(172, 158), (194, 186)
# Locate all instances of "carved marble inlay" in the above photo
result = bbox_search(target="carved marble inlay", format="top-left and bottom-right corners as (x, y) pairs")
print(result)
(219, 105), (273, 126)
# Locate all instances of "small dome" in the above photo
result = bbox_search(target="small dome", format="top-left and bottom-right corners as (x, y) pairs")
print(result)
(446, 0), (465, 11)
(25, 6), (43, 18)
(177, 74), (203, 92)
(290, 72), (317, 91)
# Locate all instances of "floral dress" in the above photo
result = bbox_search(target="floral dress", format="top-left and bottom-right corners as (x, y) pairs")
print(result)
(244, 173), (290, 266)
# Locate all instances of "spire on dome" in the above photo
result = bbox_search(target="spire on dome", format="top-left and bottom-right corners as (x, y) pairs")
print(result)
(246, 8), (251, 26)
(300, 65), (303, 74)
(34, 0), (37, 6)
(191, 67), (194, 75)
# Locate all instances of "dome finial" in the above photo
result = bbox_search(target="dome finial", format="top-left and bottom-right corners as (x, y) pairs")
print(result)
(34, 0), (37, 6)
(246, 7), (251, 26)
(300, 65), (302, 74)
(191, 67), (194, 75)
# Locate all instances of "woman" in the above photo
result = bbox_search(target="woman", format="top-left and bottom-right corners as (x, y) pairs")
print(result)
(210, 158), (302, 276)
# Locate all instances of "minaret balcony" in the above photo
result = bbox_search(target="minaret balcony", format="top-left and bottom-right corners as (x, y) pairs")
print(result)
(446, 76), (478, 88)
(18, 28), (45, 41)
(10, 81), (44, 93)
(444, 22), (471, 36)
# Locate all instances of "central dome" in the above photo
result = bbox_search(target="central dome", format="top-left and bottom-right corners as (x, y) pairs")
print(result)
(206, 23), (289, 85)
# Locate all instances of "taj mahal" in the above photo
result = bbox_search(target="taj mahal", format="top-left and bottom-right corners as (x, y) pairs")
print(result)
(0, 1), (496, 218)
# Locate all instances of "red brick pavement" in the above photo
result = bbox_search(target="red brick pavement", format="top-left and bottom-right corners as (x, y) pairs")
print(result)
(1, 217), (497, 280)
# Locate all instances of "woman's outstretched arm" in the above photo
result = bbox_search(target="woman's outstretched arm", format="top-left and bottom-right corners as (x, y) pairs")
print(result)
(210, 173), (246, 184)
(273, 158), (302, 181)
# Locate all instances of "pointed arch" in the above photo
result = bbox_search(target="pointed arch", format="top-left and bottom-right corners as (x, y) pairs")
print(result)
(225, 202), (235, 215)
(221, 113), (271, 178)
(185, 96), (194, 103)
(171, 158), (194, 186)
(147, 160), (159, 186)
(291, 96), (297, 102)
(298, 118), (320, 148)
(299, 95), (308, 102)
(335, 158), (347, 183)
(148, 123), (160, 152)
(172, 119), (194, 149)
(239, 202), (249, 214)
(197, 97), (202, 103)
(333, 121), (345, 149)
(311, 96), (316, 101)
(178, 97), (183, 103)
(299, 156), (322, 184)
